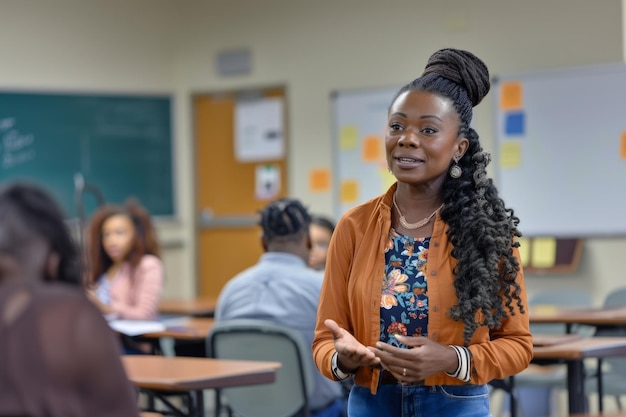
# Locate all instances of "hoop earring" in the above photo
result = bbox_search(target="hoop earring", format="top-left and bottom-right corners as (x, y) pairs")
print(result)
(449, 157), (462, 179)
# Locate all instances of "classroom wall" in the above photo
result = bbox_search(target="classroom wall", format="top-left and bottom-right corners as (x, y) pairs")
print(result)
(1, 0), (625, 303)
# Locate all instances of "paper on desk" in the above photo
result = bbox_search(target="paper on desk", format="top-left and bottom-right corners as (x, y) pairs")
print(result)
(108, 319), (166, 336)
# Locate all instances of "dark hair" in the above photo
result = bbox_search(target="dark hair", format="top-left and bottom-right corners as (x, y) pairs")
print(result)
(259, 198), (311, 243)
(311, 215), (335, 235)
(392, 48), (523, 345)
(0, 182), (81, 285)
(85, 198), (160, 285)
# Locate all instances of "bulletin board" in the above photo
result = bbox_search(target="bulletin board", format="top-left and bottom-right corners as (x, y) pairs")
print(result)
(494, 63), (626, 237)
(332, 87), (398, 218)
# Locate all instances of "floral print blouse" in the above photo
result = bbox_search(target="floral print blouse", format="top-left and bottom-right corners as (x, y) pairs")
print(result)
(380, 228), (430, 348)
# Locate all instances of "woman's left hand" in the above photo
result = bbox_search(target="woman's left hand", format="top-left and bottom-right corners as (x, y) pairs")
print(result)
(370, 335), (458, 383)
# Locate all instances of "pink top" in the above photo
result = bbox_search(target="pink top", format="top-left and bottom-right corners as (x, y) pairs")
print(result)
(101, 254), (164, 320)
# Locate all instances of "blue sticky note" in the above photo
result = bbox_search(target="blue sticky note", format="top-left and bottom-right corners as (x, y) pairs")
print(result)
(505, 112), (525, 136)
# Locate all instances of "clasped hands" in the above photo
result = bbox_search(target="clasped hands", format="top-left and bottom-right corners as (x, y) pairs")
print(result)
(324, 319), (458, 383)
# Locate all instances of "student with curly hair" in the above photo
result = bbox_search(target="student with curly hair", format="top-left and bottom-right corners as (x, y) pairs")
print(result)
(85, 199), (163, 320)
(312, 48), (532, 417)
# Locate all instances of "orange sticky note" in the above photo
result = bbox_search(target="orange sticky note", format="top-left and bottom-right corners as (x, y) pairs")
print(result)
(340, 180), (358, 203)
(362, 135), (383, 162)
(500, 81), (523, 110)
(621, 132), (626, 160)
(309, 169), (330, 192)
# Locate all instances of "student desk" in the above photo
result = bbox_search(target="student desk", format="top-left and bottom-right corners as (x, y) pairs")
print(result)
(158, 297), (217, 317)
(532, 337), (626, 415)
(143, 317), (215, 341)
(529, 306), (626, 332)
(123, 355), (280, 417)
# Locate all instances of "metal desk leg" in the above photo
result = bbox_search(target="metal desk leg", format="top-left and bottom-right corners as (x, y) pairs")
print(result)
(597, 358), (604, 414)
(191, 390), (205, 417)
(567, 360), (587, 415)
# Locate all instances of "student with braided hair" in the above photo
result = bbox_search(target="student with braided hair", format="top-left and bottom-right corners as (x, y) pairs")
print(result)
(312, 48), (532, 416)
(216, 198), (346, 417)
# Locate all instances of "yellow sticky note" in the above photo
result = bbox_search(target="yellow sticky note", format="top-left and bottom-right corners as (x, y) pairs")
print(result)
(340, 125), (358, 150)
(500, 141), (522, 169)
(531, 237), (557, 268)
(340, 180), (358, 204)
(500, 81), (523, 110)
(309, 169), (330, 193)
(621, 132), (626, 160)
(362, 135), (383, 162)
(378, 165), (396, 191)
(517, 237), (530, 267)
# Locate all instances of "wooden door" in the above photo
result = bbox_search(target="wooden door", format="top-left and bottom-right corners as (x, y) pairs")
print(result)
(194, 87), (288, 298)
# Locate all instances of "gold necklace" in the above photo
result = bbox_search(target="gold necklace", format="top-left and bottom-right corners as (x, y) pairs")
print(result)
(392, 193), (443, 230)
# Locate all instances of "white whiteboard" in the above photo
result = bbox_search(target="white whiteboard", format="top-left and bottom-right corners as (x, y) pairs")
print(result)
(332, 87), (398, 219)
(494, 63), (626, 237)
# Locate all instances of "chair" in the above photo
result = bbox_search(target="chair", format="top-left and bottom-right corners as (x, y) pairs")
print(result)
(585, 286), (626, 411)
(206, 319), (315, 417)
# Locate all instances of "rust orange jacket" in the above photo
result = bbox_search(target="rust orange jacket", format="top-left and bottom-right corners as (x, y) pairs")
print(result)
(312, 184), (532, 394)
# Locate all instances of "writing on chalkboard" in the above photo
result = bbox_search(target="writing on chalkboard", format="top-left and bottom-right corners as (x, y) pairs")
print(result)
(0, 118), (36, 170)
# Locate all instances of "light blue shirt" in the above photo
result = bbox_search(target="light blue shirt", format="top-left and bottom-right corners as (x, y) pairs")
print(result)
(216, 252), (343, 411)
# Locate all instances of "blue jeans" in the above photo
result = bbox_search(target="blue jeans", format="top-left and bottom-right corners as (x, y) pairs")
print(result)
(348, 383), (491, 417)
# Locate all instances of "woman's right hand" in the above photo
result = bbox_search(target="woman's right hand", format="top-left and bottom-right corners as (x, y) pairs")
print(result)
(324, 318), (381, 372)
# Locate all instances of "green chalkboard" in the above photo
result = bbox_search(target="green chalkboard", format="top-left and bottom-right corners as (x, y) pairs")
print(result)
(0, 91), (174, 218)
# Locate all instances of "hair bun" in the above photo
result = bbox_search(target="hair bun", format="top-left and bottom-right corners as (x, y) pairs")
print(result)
(421, 48), (490, 107)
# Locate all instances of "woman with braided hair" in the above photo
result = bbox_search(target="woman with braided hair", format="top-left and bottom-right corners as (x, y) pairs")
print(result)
(312, 48), (532, 416)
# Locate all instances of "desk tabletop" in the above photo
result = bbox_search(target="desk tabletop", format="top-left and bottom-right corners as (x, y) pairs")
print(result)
(529, 306), (626, 326)
(122, 355), (280, 391)
(533, 336), (626, 360)
(142, 317), (215, 340)
(158, 297), (217, 317)
(532, 333), (583, 347)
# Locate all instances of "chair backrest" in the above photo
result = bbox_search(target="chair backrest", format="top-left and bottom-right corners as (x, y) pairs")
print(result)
(603, 287), (626, 309)
(595, 287), (626, 338)
(207, 319), (315, 417)
(529, 289), (594, 335)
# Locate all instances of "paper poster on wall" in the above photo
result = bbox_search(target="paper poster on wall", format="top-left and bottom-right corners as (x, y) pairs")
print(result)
(235, 97), (284, 162)
(255, 164), (281, 200)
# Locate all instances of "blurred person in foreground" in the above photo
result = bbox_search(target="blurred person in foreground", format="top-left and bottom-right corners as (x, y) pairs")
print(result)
(0, 182), (139, 417)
